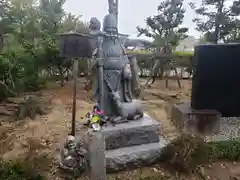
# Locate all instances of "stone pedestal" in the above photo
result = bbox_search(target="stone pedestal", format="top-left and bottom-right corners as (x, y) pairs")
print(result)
(171, 103), (221, 135)
(81, 114), (166, 173)
(102, 113), (166, 172)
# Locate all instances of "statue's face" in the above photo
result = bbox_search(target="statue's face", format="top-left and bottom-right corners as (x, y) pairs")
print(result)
(105, 27), (117, 34)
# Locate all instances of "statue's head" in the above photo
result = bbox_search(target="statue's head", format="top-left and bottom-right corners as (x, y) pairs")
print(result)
(65, 135), (75, 146)
(103, 14), (118, 34)
(89, 17), (101, 32)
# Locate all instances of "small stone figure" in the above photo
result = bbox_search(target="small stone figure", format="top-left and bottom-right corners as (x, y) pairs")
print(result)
(60, 135), (85, 171)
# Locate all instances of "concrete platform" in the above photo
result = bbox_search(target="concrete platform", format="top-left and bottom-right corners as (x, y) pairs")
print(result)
(171, 103), (221, 135)
(102, 114), (160, 150)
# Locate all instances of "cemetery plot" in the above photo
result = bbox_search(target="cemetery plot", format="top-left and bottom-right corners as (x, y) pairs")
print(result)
(0, 79), (239, 180)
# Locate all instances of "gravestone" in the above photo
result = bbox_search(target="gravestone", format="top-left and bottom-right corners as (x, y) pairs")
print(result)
(192, 44), (240, 117)
(172, 43), (240, 136)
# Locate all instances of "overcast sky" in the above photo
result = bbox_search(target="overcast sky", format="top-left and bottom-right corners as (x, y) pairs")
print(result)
(64, 0), (201, 39)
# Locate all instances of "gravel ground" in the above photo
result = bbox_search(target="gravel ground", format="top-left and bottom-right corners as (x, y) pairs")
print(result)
(205, 117), (240, 142)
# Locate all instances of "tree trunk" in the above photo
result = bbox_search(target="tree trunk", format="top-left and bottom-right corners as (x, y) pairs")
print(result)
(174, 67), (181, 88)
(213, 0), (224, 44)
(59, 66), (64, 87)
(159, 63), (164, 80)
(145, 59), (160, 86)
(0, 35), (3, 51)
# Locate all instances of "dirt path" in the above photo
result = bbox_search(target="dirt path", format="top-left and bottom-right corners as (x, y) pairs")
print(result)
(0, 78), (239, 179)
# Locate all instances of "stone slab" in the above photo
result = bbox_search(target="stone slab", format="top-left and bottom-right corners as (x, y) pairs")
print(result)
(171, 103), (221, 135)
(105, 136), (166, 172)
(102, 114), (160, 150)
(83, 131), (107, 180)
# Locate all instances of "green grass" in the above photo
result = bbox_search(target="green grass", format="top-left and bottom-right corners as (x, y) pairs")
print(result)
(126, 50), (193, 57)
(0, 159), (45, 180)
(207, 138), (240, 161)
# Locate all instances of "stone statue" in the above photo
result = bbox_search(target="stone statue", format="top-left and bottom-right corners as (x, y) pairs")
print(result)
(60, 136), (86, 170)
(90, 13), (143, 123)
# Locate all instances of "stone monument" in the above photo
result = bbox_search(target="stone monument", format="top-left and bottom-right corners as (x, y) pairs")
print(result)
(172, 44), (225, 136)
(172, 44), (240, 142)
(58, 0), (166, 175)
(84, 1), (166, 172)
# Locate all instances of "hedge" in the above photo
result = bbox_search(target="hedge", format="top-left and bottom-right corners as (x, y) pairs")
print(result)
(126, 50), (194, 58)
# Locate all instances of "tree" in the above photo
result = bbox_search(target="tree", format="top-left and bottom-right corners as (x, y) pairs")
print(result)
(38, 0), (65, 35)
(226, 27), (240, 42)
(137, 0), (188, 49)
(136, 0), (187, 88)
(0, 0), (91, 100)
(62, 13), (89, 34)
(190, 0), (240, 44)
(0, 0), (15, 49)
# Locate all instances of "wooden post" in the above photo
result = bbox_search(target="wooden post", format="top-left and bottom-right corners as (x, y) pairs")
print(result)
(174, 67), (182, 88)
(71, 58), (79, 136)
(145, 59), (160, 86)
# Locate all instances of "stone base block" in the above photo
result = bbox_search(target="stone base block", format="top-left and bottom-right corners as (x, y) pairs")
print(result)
(102, 114), (160, 150)
(82, 132), (106, 179)
(171, 103), (221, 135)
(106, 138), (166, 172)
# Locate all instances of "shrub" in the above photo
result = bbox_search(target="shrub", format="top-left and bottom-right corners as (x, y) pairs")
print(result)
(160, 134), (208, 173)
(160, 134), (240, 173)
(126, 49), (193, 58)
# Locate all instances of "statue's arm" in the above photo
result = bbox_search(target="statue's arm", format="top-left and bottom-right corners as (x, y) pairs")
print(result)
(91, 48), (99, 69)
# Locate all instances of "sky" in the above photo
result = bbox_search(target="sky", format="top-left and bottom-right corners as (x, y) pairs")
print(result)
(63, 0), (201, 40)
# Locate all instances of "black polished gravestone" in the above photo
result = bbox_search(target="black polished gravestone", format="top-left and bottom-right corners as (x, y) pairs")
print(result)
(191, 44), (240, 117)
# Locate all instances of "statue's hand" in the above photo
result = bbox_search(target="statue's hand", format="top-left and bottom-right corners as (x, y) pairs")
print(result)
(111, 91), (121, 101)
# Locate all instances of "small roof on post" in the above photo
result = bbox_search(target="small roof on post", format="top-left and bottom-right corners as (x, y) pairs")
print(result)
(59, 31), (94, 59)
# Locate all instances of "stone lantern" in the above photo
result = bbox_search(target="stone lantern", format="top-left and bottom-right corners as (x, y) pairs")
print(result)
(59, 31), (94, 136)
